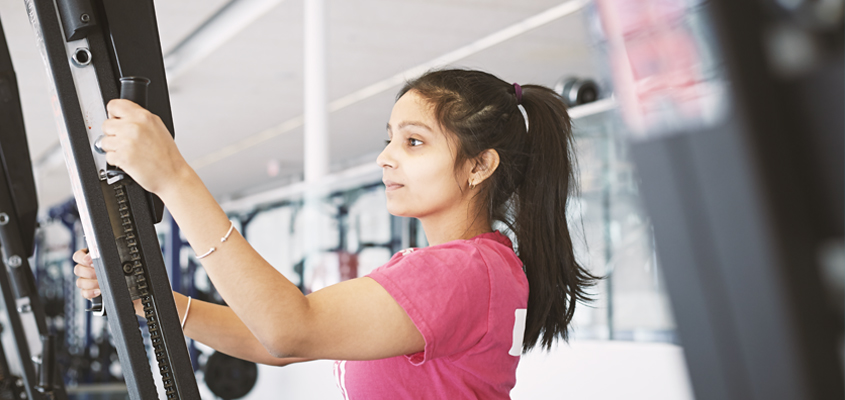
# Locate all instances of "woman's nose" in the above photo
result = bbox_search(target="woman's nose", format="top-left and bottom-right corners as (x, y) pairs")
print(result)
(377, 142), (396, 169)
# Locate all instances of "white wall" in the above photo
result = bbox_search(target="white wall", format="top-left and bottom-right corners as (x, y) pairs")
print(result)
(512, 341), (694, 400)
(226, 360), (341, 400)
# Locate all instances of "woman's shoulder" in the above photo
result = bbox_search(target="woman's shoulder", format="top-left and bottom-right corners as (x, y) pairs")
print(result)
(406, 231), (518, 269)
(370, 231), (519, 278)
(420, 230), (514, 253)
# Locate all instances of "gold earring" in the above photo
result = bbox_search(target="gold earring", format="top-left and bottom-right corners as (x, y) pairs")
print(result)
(469, 179), (476, 189)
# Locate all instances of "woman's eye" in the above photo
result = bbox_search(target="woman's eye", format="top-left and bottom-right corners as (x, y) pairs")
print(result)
(408, 138), (423, 146)
(384, 139), (391, 147)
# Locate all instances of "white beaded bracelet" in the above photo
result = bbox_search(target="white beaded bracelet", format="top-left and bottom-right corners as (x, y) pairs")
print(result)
(196, 220), (236, 260)
(181, 296), (192, 330)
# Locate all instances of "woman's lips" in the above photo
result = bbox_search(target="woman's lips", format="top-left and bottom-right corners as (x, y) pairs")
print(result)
(383, 180), (404, 191)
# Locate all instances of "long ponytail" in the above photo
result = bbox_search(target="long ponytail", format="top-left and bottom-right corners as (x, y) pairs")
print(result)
(515, 84), (603, 350)
(399, 69), (604, 352)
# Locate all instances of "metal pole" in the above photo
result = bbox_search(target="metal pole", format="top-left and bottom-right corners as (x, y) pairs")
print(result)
(304, 0), (329, 184)
(302, 0), (329, 284)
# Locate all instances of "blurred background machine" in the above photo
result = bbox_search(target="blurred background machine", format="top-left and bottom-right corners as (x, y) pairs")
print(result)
(593, 0), (843, 399)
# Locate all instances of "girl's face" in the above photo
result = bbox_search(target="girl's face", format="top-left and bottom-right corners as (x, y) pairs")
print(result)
(377, 90), (472, 220)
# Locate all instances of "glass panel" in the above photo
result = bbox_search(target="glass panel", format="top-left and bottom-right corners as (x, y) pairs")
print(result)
(569, 107), (677, 343)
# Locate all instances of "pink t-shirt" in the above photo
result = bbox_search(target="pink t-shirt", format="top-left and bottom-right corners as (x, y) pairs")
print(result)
(333, 231), (529, 399)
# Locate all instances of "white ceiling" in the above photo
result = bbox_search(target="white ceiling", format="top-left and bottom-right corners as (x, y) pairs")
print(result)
(0, 0), (599, 210)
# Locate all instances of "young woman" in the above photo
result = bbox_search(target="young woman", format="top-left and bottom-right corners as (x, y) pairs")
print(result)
(73, 69), (601, 398)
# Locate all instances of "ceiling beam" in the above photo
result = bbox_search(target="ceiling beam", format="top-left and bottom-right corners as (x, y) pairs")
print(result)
(164, 0), (285, 81)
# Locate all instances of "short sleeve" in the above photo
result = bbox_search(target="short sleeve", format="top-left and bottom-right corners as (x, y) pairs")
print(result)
(367, 245), (491, 365)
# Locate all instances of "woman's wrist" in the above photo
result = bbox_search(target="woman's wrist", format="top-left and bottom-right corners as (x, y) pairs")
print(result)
(155, 161), (197, 201)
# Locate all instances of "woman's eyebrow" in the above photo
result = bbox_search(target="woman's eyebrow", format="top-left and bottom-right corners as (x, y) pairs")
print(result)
(386, 121), (433, 133)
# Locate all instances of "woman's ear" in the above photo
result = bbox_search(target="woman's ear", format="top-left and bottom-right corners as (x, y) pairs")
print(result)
(469, 149), (500, 187)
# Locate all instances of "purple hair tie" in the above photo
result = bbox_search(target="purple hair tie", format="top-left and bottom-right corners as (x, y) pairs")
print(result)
(513, 83), (523, 104)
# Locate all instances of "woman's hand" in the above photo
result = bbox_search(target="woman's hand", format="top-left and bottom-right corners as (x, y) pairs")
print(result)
(72, 249), (100, 299)
(72, 248), (143, 315)
(100, 99), (190, 195)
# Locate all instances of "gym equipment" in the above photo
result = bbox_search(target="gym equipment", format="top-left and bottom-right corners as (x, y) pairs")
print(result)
(203, 352), (257, 400)
(554, 77), (600, 107)
(595, 0), (843, 399)
(0, 17), (68, 400)
(23, 0), (201, 398)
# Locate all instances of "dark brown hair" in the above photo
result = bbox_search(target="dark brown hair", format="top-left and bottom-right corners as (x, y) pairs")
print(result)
(399, 69), (604, 351)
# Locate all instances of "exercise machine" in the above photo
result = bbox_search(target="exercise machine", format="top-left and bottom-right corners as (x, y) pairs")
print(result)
(595, 0), (844, 399)
(23, 0), (200, 398)
(0, 17), (68, 400)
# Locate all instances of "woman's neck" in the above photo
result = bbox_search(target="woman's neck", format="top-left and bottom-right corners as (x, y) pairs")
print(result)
(419, 214), (492, 247)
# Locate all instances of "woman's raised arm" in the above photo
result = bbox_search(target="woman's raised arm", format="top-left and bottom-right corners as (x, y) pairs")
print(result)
(97, 99), (424, 362)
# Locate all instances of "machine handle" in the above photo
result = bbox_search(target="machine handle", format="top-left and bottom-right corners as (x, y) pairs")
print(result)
(93, 76), (149, 154)
(119, 76), (150, 107)
(87, 295), (104, 316)
(35, 334), (56, 394)
(118, 76), (167, 223)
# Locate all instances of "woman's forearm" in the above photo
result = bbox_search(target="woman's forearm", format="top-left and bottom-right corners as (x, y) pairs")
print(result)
(171, 292), (309, 366)
(156, 167), (310, 357)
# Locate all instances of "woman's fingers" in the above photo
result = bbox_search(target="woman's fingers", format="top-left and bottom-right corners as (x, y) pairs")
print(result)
(76, 276), (100, 291)
(106, 98), (144, 120)
(73, 263), (97, 279)
(72, 248), (100, 300)
(101, 117), (143, 139)
(96, 128), (117, 151)
(72, 248), (93, 266)
(100, 119), (137, 169)
(80, 288), (101, 300)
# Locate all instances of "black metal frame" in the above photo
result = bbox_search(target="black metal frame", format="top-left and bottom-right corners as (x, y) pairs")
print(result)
(0, 167), (66, 400)
(23, 0), (200, 398)
(0, 16), (68, 400)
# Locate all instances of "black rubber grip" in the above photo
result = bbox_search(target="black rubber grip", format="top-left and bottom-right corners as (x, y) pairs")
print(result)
(36, 334), (56, 393)
(119, 76), (150, 108)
